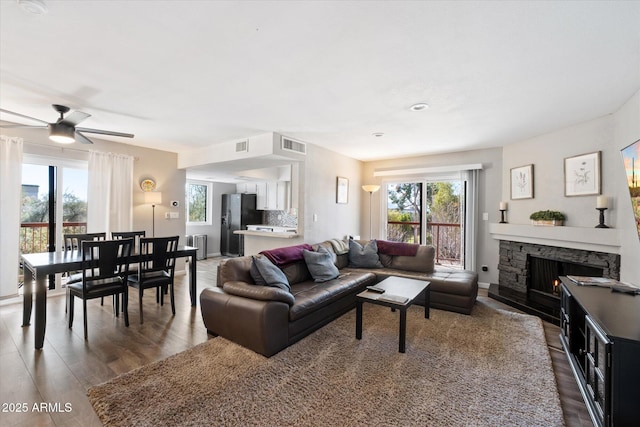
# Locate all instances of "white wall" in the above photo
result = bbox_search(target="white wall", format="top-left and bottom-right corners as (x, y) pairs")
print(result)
(502, 89), (640, 284)
(301, 142), (363, 244)
(362, 147), (503, 285)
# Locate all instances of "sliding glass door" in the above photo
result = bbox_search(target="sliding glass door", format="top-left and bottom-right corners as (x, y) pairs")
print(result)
(424, 180), (463, 267)
(385, 178), (465, 268)
(20, 157), (88, 290)
(386, 182), (422, 244)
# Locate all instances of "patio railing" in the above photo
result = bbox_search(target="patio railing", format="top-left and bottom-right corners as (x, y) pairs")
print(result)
(20, 222), (87, 254)
(386, 220), (462, 267)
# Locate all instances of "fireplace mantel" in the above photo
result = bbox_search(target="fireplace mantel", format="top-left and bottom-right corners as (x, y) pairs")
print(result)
(489, 223), (620, 254)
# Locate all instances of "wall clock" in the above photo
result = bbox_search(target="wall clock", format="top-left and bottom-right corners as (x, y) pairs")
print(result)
(140, 179), (156, 192)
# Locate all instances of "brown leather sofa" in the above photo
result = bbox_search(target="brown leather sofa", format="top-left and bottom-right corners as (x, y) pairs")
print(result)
(200, 239), (478, 357)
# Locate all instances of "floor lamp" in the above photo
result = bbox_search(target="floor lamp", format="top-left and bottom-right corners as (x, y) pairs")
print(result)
(362, 185), (380, 240)
(144, 192), (162, 237)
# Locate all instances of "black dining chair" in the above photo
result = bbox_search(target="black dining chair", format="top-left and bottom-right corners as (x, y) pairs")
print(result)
(63, 232), (107, 284)
(112, 231), (146, 253)
(63, 232), (107, 312)
(127, 236), (179, 324)
(67, 238), (134, 339)
(63, 232), (107, 252)
(112, 231), (147, 279)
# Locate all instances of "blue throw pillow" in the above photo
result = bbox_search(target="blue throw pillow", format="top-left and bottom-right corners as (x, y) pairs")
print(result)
(250, 255), (291, 293)
(348, 239), (383, 268)
(303, 247), (340, 283)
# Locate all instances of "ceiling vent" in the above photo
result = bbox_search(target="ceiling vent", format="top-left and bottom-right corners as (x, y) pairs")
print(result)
(281, 136), (306, 155)
(235, 140), (249, 153)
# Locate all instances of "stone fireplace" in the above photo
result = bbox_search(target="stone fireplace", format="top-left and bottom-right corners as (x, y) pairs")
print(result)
(490, 240), (621, 324)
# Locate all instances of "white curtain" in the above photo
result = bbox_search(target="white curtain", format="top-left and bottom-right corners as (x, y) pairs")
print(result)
(87, 151), (133, 235)
(462, 169), (479, 271)
(0, 135), (23, 297)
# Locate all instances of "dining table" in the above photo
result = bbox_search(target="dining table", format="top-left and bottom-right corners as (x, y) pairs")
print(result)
(21, 245), (198, 349)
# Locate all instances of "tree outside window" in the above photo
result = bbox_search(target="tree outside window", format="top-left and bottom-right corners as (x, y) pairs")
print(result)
(186, 182), (209, 224)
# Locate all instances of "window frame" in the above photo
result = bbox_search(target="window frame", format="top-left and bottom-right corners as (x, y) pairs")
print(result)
(185, 180), (213, 225)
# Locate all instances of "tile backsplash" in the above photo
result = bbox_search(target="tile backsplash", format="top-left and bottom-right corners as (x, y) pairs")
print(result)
(263, 210), (298, 227)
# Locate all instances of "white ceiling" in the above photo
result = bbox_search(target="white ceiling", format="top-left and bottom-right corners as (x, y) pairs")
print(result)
(1, 1), (639, 165)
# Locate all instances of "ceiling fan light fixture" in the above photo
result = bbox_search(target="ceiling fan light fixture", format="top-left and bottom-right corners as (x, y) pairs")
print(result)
(17, 0), (48, 15)
(409, 103), (429, 112)
(48, 123), (75, 144)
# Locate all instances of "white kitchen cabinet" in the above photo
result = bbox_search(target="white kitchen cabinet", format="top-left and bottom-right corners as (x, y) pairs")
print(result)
(237, 176), (290, 211)
(276, 181), (289, 210)
(236, 182), (257, 194)
(256, 182), (268, 209)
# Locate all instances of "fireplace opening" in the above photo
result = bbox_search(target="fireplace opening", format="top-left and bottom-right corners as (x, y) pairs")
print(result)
(528, 256), (604, 298)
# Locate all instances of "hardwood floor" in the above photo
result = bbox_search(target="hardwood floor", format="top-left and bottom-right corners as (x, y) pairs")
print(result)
(0, 261), (592, 426)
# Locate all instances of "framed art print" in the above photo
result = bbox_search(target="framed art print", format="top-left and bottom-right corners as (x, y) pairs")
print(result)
(564, 151), (601, 196)
(336, 176), (349, 204)
(510, 164), (534, 199)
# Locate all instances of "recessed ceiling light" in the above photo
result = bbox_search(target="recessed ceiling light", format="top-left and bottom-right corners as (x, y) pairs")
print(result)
(372, 132), (385, 138)
(409, 103), (429, 112)
(17, 0), (48, 14)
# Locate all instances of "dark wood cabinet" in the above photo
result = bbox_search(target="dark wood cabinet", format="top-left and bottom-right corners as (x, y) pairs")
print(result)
(560, 278), (640, 427)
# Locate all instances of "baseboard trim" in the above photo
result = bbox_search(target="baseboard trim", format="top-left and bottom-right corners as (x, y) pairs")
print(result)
(478, 281), (490, 289)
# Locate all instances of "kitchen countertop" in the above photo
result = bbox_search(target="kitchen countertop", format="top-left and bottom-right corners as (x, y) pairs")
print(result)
(234, 230), (300, 239)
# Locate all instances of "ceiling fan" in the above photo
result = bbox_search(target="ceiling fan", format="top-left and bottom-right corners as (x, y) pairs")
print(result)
(0, 104), (134, 144)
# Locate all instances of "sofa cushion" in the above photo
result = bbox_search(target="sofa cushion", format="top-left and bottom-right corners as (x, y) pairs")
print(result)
(390, 245), (435, 273)
(303, 247), (340, 283)
(250, 255), (291, 293)
(348, 239), (383, 268)
(218, 256), (254, 287)
(376, 240), (419, 256)
(223, 281), (295, 306)
(280, 261), (312, 285)
(288, 271), (376, 321)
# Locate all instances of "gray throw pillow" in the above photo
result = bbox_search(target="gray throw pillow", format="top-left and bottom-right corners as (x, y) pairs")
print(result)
(249, 259), (267, 286)
(250, 255), (291, 292)
(303, 247), (340, 283)
(348, 239), (383, 268)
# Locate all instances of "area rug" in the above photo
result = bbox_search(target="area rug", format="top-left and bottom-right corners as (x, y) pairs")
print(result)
(88, 299), (565, 426)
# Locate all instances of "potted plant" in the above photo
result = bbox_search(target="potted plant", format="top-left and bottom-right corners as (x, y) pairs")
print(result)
(529, 210), (566, 226)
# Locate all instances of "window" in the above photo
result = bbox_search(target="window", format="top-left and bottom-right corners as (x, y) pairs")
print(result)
(186, 180), (212, 224)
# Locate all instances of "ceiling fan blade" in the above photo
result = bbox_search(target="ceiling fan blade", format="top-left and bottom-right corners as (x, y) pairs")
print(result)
(74, 131), (94, 145)
(76, 127), (134, 138)
(61, 111), (91, 126)
(0, 124), (47, 128)
(0, 108), (49, 125)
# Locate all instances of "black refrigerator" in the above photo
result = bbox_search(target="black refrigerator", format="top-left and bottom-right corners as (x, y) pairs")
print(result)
(220, 193), (262, 256)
